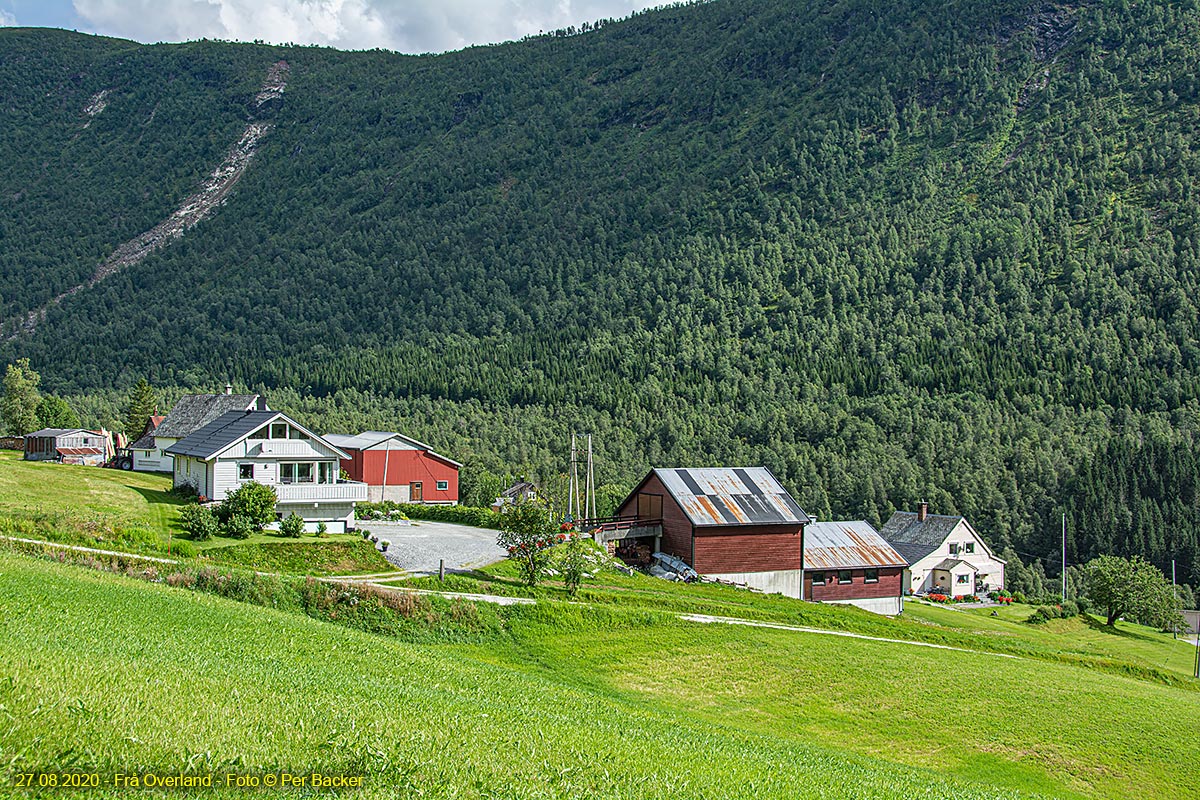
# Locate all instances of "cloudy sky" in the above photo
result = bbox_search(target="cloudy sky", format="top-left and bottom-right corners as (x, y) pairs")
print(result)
(0, 0), (662, 53)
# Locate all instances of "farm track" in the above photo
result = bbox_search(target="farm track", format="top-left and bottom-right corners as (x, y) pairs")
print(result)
(3, 534), (1034, 658)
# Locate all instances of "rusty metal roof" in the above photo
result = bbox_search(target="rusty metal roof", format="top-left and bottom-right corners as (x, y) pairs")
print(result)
(654, 467), (809, 527)
(804, 521), (908, 569)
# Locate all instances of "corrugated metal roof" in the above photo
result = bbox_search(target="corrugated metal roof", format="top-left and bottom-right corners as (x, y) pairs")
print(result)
(25, 428), (88, 438)
(57, 447), (105, 456)
(804, 521), (908, 569)
(655, 467), (809, 527)
(324, 431), (463, 467)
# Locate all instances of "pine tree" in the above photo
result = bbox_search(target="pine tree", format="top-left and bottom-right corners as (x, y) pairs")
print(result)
(124, 379), (158, 438)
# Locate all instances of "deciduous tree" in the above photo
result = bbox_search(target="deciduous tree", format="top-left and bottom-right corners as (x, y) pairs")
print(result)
(1084, 555), (1181, 628)
(1, 359), (41, 436)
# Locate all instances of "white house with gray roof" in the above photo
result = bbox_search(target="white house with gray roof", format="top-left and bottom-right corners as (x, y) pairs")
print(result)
(165, 409), (367, 532)
(130, 386), (265, 473)
(880, 503), (1006, 596)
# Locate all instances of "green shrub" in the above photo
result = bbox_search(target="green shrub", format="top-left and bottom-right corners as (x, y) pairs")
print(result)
(279, 513), (305, 539)
(224, 514), (255, 540)
(169, 539), (198, 559)
(179, 503), (219, 541)
(358, 501), (503, 530)
(218, 482), (277, 529)
(559, 536), (589, 599)
(316, 521), (328, 538)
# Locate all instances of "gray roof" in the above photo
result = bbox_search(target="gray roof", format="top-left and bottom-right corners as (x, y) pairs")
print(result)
(649, 467), (809, 527)
(25, 428), (87, 438)
(880, 513), (970, 565)
(165, 411), (278, 459)
(932, 557), (978, 572)
(804, 521), (908, 570)
(155, 394), (263, 439)
(324, 430), (462, 467)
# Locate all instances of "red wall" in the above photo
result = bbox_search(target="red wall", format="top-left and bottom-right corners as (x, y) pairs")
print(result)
(340, 448), (459, 503)
(617, 473), (693, 562)
(805, 567), (903, 601)
(618, 474), (803, 573)
(693, 526), (803, 574)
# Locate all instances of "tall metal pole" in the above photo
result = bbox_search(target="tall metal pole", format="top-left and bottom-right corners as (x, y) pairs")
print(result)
(568, 433), (578, 519)
(1172, 560), (1177, 640)
(1061, 512), (1067, 601)
(585, 434), (595, 519)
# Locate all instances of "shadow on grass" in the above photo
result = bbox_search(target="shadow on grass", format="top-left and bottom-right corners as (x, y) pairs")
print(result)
(1080, 612), (1172, 644)
(129, 485), (187, 508)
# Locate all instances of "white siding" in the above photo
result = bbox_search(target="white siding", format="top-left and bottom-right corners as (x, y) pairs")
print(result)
(704, 569), (804, 599)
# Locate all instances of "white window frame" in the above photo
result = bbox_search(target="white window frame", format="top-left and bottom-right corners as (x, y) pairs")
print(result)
(238, 463), (254, 481)
(864, 569), (879, 584)
(436, 480), (448, 491)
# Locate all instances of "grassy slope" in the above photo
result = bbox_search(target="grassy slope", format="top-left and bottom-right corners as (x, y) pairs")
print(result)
(3, 552), (1198, 798)
(396, 557), (1199, 681)
(0, 450), (183, 533)
(0, 452), (393, 574)
(0, 552), (1050, 800)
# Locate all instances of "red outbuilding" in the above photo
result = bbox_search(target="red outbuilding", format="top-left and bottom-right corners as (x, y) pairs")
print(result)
(608, 467), (811, 597)
(324, 431), (460, 504)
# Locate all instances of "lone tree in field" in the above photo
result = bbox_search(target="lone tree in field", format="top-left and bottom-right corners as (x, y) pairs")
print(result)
(1084, 555), (1181, 628)
(124, 378), (158, 438)
(497, 499), (557, 587)
(1, 358), (41, 436)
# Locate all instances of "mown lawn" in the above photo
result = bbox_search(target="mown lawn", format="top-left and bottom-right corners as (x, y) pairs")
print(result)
(0, 552), (1063, 800)
(0, 452), (394, 575)
(0, 450), (183, 534)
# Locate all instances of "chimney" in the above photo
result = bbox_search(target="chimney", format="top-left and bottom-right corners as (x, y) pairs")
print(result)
(225, 381), (233, 395)
(918, 501), (928, 522)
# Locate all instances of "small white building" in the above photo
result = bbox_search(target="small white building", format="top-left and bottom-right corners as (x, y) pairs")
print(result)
(880, 503), (1006, 596)
(165, 409), (367, 532)
(130, 388), (265, 473)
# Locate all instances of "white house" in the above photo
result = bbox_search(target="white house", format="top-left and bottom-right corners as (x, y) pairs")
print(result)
(165, 409), (367, 532)
(879, 503), (1006, 596)
(130, 387), (265, 472)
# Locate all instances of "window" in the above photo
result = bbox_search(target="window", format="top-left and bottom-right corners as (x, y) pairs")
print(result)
(238, 464), (253, 481)
(948, 543), (959, 555)
(249, 426), (268, 440)
(837, 570), (853, 584)
(280, 463), (314, 484)
(318, 462), (334, 484)
(810, 572), (826, 585)
(964, 542), (975, 554)
(864, 569), (879, 584)
(436, 480), (448, 491)
(957, 574), (970, 584)
(270, 422), (288, 439)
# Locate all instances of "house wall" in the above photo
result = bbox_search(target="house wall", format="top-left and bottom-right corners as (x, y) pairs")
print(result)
(174, 455), (211, 499)
(340, 447), (459, 504)
(907, 520), (1005, 593)
(131, 447), (171, 472)
(806, 567), (904, 603)
(704, 568), (804, 598)
(275, 501), (355, 532)
(616, 473), (692, 563)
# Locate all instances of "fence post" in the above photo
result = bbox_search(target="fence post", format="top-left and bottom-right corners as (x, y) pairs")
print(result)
(439, 559), (445, 582)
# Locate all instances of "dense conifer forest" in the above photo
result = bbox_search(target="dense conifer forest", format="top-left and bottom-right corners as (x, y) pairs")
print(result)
(2, 0), (1200, 584)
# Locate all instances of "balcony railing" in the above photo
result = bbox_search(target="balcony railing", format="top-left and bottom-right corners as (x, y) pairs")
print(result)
(275, 481), (368, 503)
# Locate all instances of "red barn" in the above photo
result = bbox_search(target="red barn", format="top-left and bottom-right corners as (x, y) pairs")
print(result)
(610, 467), (811, 597)
(803, 521), (907, 615)
(324, 431), (460, 504)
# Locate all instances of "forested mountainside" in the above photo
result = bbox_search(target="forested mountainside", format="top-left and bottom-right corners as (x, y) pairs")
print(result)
(3, 0), (1200, 583)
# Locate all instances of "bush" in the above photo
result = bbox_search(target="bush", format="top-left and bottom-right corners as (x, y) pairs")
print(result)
(279, 513), (305, 539)
(559, 536), (589, 598)
(1012, 591), (1027, 604)
(358, 501), (503, 530)
(316, 521), (328, 538)
(224, 514), (255, 540)
(179, 503), (219, 541)
(218, 482), (277, 530)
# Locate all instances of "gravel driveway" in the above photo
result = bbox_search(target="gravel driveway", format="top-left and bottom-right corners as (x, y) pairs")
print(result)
(360, 520), (507, 575)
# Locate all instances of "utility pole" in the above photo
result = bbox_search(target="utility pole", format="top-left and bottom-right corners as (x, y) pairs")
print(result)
(1172, 559), (1177, 640)
(585, 434), (595, 519)
(568, 433), (578, 519)
(1061, 512), (1067, 602)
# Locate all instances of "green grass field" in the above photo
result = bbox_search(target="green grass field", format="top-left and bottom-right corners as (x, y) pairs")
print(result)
(0, 452), (393, 575)
(2, 551), (1197, 798)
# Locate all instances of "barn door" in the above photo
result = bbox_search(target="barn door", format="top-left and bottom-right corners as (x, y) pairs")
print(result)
(410, 482), (423, 502)
(636, 493), (662, 520)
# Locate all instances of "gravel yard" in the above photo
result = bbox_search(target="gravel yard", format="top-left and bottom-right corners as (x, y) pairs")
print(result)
(360, 519), (507, 575)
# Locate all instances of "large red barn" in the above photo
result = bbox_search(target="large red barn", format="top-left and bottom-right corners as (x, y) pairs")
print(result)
(610, 467), (811, 597)
(324, 431), (460, 504)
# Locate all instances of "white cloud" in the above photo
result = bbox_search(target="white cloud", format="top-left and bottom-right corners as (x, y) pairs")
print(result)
(72, 0), (660, 53)
(0, 9), (17, 26)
